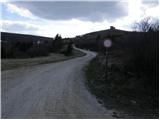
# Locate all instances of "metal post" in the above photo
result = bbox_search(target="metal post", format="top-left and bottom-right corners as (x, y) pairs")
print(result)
(105, 48), (109, 82)
(103, 39), (112, 83)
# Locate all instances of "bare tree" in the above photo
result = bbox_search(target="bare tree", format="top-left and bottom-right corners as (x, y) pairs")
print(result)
(133, 17), (159, 32)
(150, 20), (159, 32)
(133, 17), (151, 32)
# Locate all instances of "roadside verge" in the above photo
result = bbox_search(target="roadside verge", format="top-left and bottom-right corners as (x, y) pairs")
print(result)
(1, 49), (86, 71)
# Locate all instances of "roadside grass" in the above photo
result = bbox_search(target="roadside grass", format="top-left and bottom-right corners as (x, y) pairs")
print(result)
(85, 55), (159, 119)
(2, 49), (86, 71)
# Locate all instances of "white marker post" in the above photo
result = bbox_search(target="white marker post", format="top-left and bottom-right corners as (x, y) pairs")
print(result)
(104, 39), (112, 82)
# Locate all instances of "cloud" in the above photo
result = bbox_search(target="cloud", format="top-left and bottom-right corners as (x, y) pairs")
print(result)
(145, 5), (159, 19)
(36, 19), (111, 37)
(1, 0), (159, 38)
(1, 19), (112, 37)
(5, 3), (37, 20)
(12, 1), (128, 22)
(123, 0), (159, 23)
(1, 20), (40, 34)
(1, 17), (131, 38)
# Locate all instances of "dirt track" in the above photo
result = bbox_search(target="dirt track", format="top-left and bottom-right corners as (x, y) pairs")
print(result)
(1, 49), (114, 118)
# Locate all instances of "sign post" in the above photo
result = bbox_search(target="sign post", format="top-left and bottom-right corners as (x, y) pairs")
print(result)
(103, 39), (112, 82)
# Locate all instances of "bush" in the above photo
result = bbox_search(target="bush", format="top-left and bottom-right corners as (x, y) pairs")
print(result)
(64, 42), (73, 56)
(1, 43), (15, 58)
(1, 40), (52, 58)
(26, 45), (49, 58)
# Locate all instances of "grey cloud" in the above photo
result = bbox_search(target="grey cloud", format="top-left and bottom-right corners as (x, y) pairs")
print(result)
(142, 0), (159, 11)
(12, 1), (128, 22)
(2, 22), (39, 34)
(142, 0), (159, 5)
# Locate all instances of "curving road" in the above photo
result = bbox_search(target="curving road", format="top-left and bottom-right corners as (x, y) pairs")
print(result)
(1, 48), (114, 119)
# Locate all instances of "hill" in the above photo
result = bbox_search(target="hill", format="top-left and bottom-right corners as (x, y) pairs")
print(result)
(1, 32), (53, 43)
(73, 26), (132, 51)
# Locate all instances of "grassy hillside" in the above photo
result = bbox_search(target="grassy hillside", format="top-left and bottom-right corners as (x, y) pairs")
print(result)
(1, 32), (53, 43)
(74, 28), (130, 51)
(82, 28), (159, 118)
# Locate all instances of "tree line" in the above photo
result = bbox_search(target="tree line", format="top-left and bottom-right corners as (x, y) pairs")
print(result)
(1, 33), (73, 58)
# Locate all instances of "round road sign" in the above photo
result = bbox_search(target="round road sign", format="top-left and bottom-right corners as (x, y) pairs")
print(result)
(104, 39), (112, 48)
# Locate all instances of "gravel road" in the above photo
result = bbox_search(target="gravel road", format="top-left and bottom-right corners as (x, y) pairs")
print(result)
(1, 49), (114, 119)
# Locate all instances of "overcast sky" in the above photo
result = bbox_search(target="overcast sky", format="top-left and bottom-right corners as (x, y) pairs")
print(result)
(0, 0), (159, 37)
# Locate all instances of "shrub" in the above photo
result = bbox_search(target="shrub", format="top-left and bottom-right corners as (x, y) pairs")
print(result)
(26, 45), (49, 58)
